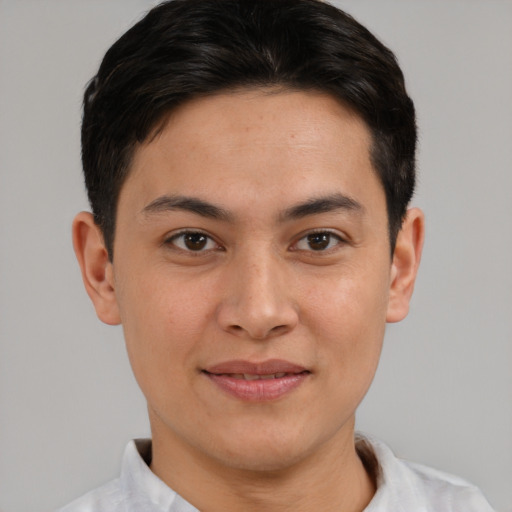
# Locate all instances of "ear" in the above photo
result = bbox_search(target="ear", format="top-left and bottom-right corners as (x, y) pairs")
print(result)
(386, 207), (425, 323)
(72, 212), (121, 325)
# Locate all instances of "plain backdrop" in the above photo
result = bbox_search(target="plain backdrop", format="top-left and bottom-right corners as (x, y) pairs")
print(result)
(1, 1), (511, 511)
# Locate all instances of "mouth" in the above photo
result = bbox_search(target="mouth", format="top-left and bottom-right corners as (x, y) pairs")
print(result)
(202, 359), (311, 401)
(212, 372), (297, 380)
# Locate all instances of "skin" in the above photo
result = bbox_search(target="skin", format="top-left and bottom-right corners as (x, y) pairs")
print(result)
(73, 89), (424, 512)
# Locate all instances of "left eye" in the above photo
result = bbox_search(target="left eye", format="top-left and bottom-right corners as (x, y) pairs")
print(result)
(167, 231), (218, 252)
(294, 232), (343, 251)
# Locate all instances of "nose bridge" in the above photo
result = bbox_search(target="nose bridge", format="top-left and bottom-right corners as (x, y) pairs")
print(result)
(217, 243), (297, 339)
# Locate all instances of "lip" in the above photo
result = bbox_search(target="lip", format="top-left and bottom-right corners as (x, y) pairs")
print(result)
(202, 359), (310, 402)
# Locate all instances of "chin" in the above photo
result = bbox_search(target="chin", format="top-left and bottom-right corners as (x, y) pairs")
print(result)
(208, 427), (325, 474)
(218, 447), (306, 473)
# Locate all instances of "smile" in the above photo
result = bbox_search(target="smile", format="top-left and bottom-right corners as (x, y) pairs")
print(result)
(202, 360), (310, 401)
(220, 372), (289, 380)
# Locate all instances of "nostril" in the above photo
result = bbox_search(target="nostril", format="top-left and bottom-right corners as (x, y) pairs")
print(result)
(225, 322), (293, 340)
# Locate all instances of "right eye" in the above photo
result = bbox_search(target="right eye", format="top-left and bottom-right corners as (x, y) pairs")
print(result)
(166, 231), (219, 252)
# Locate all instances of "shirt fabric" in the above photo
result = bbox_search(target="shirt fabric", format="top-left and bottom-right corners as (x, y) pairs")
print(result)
(57, 435), (495, 512)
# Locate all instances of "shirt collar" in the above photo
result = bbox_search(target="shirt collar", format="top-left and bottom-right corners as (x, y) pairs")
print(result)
(120, 439), (198, 512)
(120, 435), (464, 512)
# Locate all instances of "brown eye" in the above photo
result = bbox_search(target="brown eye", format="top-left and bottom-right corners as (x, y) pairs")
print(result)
(184, 233), (208, 250)
(168, 231), (218, 252)
(307, 233), (331, 250)
(294, 231), (343, 252)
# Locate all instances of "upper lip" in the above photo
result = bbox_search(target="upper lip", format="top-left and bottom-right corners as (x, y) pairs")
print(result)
(203, 359), (309, 375)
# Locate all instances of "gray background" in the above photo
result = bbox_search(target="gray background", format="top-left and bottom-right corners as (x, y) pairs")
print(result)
(0, 1), (511, 511)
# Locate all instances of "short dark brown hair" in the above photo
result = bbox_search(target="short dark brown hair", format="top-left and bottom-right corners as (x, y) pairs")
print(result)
(82, 0), (416, 258)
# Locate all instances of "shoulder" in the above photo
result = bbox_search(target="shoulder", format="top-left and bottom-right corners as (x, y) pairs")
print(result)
(357, 434), (496, 512)
(56, 478), (125, 512)
(55, 439), (189, 512)
(55, 439), (148, 512)
(402, 459), (495, 511)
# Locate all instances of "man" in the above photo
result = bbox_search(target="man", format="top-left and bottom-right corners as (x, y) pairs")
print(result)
(62, 0), (495, 510)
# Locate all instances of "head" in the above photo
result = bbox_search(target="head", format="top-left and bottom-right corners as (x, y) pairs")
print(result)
(73, 0), (424, 495)
(81, 0), (416, 259)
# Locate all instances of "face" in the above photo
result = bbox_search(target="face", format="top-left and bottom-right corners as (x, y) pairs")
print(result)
(79, 89), (419, 473)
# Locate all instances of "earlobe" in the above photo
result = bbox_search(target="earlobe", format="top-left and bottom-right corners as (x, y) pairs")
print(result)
(72, 212), (121, 325)
(386, 207), (425, 323)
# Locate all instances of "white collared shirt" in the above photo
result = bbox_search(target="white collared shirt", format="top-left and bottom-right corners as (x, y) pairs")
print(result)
(57, 435), (495, 511)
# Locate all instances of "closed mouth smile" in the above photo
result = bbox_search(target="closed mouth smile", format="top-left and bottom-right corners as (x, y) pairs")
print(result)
(202, 360), (310, 401)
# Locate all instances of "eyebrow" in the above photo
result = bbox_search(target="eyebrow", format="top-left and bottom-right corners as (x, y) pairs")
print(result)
(279, 193), (364, 221)
(141, 192), (363, 223)
(141, 195), (233, 221)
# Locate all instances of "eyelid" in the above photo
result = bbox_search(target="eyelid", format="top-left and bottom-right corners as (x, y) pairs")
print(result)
(162, 228), (348, 254)
(164, 229), (223, 253)
(290, 228), (347, 252)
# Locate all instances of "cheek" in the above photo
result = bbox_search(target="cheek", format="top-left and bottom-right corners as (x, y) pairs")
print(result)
(115, 268), (217, 388)
(119, 265), (213, 334)
(303, 263), (389, 329)
(301, 268), (389, 375)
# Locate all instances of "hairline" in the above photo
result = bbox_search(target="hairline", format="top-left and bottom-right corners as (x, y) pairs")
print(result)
(106, 84), (400, 261)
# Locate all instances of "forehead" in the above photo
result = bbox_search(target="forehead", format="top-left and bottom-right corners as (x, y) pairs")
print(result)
(122, 88), (383, 221)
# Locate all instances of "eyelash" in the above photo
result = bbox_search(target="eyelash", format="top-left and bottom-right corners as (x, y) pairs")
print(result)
(164, 229), (346, 255)
(164, 230), (222, 254)
(292, 229), (345, 253)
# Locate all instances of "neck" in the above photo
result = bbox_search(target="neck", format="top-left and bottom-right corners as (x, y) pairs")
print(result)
(149, 415), (376, 512)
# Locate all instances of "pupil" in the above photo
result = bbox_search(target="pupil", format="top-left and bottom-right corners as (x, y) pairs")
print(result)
(184, 233), (207, 250)
(308, 233), (330, 250)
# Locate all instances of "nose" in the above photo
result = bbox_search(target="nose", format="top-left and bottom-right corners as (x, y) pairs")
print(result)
(216, 250), (299, 340)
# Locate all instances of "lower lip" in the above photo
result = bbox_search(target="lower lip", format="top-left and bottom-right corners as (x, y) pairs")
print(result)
(204, 372), (309, 402)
